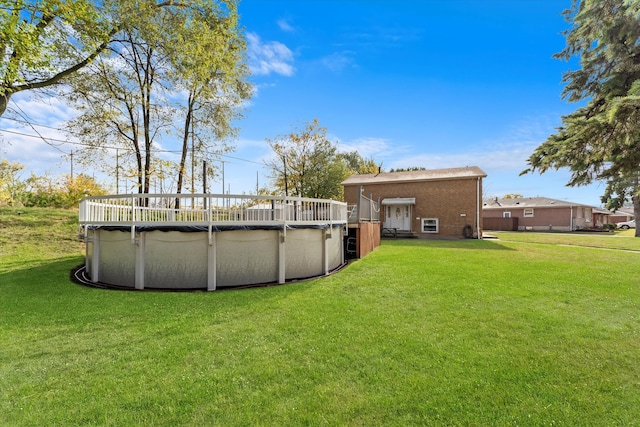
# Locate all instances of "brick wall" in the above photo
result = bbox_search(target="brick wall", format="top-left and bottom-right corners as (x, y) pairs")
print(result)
(483, 207), (586, 231)
(344, 177), (482, 238)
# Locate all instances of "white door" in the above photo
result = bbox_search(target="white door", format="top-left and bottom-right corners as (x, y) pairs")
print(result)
(384, 205), (411, 231)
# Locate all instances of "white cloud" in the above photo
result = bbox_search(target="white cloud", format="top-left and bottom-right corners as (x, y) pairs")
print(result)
(389, 143), (532, 173)
(1, 125), (70, 176)
(246, 32), (295, 77)
(10, 95), (78, 125)
(336, 137), (393, 159)
(321, 51), (356, 73)
(0, 94), (77, 176)
(277, 18), (295, 33)
(383, 114), (562, 173)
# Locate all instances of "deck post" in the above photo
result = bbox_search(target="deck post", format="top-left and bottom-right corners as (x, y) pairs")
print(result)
(134, 232), (145, 290)
(278, 228), (286, 284)
(323, 228), (329, 275)
(207, 232), (217, 291)
(90, 229), (100, 283)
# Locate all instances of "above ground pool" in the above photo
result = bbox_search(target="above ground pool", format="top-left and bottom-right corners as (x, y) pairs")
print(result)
(78, 194), (348, 290)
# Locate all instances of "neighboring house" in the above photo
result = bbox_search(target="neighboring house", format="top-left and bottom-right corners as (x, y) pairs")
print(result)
(342, 166), (486, 238)
(592, 207), (613, 228)
(483, 196), (603, 231)
(609, 208), (635, 224)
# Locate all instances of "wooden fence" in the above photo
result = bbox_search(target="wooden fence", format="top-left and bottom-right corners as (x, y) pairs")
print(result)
(483, 217), (519, 231)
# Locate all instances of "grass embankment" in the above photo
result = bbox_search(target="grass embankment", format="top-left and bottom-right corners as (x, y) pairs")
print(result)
(1, 207), (639, 425)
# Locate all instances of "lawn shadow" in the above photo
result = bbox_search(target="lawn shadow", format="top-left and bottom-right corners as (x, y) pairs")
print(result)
(1, 255), (318, 320)
(380, 238), (516, 251)
(0, 256), (86, 308)
(0, 255), (82, 278)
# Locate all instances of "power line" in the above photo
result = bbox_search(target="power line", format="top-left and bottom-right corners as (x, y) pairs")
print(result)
(0, 128), (177, 152)
(0, 127), (265, 166)
(1, 116), (69, 133)
(6, 105), (68, 154)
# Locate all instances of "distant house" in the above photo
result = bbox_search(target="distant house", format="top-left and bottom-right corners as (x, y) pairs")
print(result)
(483, 196), (606, 231)
(592, 207), (614, 228)
(342, 166), (486, 238)
(609, 208), (635, 224)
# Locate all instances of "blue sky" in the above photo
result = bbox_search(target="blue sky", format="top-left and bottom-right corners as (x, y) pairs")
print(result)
(1, 0), (606, 205)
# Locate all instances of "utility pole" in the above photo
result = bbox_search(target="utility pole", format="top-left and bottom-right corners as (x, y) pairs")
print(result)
(203, 160), (207, 210)
(191, 133), (195, 194)
(282, 155), (288, 197)
(116, 149), (119, 195)
(221, 160), (226, 196)
(70, 150), (74, 179)
(203, 160), (207, 193)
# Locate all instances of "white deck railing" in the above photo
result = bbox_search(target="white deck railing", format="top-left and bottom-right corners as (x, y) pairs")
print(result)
(79, 193), (348, 227)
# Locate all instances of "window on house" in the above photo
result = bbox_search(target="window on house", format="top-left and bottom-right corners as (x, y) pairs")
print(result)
(524, 208), (534, 217)
(576, 207), (583, 218)
(503, 212), (511, 218)
(422, 218), (438, 233)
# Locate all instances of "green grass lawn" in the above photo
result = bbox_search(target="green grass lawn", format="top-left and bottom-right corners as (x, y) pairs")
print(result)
(2, 207), (640, 426)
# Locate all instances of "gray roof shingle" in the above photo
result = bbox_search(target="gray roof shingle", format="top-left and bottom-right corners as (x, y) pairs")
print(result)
(342, 166), (487, 185)
(483, 196), (594, 209)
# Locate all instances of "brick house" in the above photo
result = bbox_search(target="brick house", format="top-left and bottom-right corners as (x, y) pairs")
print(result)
(342, 166), (486, 239)
(483, 196), (603, 231)
(609, 208), (635, 224)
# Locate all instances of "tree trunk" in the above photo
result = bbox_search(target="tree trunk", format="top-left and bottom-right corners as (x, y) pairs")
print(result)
(0, 92), (10, 117)
(175, 93), (194, 209)
(633, 192), (640, 238)
(135, 149), (143, 195)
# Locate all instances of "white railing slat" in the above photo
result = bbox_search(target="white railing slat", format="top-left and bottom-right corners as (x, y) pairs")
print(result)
(79, 194), (348, 227)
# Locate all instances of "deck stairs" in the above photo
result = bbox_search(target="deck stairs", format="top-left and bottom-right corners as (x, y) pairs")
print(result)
(381, 228), (418, 238)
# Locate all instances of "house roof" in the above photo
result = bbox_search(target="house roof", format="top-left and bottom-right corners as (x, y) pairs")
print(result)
(592, 206), (612, 215)
(341, 166), (487, 186)
(483, 196), (595, 210)
(612, 208), (635, 218)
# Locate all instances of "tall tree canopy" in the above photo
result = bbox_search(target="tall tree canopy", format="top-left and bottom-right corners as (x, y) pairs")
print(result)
(63, 0), (249, 196)
(0, 0), (234, 117)
(266, 119), (378, 200)
(0, 0), (134, 117)
(2, 0), (249, 195)
(522, 0), (640, 236)
(168, 1), (251, 198)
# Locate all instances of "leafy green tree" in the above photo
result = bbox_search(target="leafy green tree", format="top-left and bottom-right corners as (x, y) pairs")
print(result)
(63, 174), (108, 206)
(64, 0), (249, 197)
(0, 0), (193, 117)
(0, 0), (110, 116)
(266, 120), (381, 200)
(65, 25), (172, 196)
(0, 158), (26, 205)
(389, 167), (426, 172)
(522, 0), (640, 236)
(23, 173), (107, 208)
(338, 151), (380, 175)
(503, 193), (524, 199)
(169, 1), (251, 201)
(266, 119), (341, 199)
(0, 159), (107, 208)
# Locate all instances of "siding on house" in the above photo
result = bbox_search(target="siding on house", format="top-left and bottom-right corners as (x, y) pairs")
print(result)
(342, 166), (486, 238)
